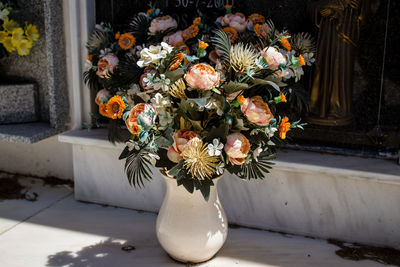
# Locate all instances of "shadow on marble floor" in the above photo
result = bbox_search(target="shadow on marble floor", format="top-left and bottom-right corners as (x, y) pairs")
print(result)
(46, 237), (185, 267)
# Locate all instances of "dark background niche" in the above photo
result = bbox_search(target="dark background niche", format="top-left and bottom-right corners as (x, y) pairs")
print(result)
(95, 0), (399, 159)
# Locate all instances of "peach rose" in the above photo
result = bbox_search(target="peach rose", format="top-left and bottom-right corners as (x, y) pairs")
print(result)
(220, 13), (248, 32)
(167, 130), (199, 163)
(184, 63), (220, 90)
(241, 96), (274, 126)
(149, 16), (178, 35)
(224, 133), (250, 165)
(164, 31), (183, 46)
(96, 54), (119, 78)
(260, 47), (287, 70)
(95, 89), (111, 105)
(125, 103), (157, 135)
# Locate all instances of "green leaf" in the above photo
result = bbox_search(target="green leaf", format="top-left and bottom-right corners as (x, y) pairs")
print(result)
(119, 146), (131, 160)
(168, 160), (184, 177)
(199, 179), (214, 201)
(155, 136), (173, 148)
(124, 147), (154, 188)
(252, 79), (281, 92)
(211, 30), (231, 64)
(224, 81), (249, 95)
(165, 68), (184, 83)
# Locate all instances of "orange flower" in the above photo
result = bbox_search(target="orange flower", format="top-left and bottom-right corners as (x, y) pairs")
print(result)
(199, 40), (208, 50)
(146, 8), (153, 15)
(115, 32), (120, 40)
(248, 13), (265, 24)
(99, 104), (109, 118)
(254, 24), (269, 39)
(298, 55), (306, 66)
(105, 96), (126, 119)
(182, 24), (199, 40)
(87, 54), (93, 61)
(223, 27), (238, 43)
(118, 33), (136, 50)
(237, 95), (246, 104)
(279, 116), (291, 139)
(169, 52), (185, 71)
(193, 17), (201, 25)
(276, 34), (291, 51)
(280, 93), (287, 103)
(224, 5), (233, 9)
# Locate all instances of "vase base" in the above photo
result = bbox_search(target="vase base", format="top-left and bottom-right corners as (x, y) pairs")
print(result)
(167, 251), (217, 264)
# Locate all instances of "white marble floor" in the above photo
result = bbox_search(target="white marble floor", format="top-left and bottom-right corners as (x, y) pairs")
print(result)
(0, 175), (393, 267)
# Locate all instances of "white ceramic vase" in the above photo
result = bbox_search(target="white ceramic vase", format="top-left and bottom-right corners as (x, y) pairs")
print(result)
(156, 173), (228, 263)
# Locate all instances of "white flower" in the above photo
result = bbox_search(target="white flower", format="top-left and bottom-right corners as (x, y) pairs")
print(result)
(302, 52), (315, 66)
(144, 152), (160, 166)
(253, 146), (263, 161)
(207, 139), (224, 157)
(161, 42), (173, 53)
(151, 93), (171, 109)
(158, 110), (173, 129)
(137, 43), (173, 68)
(126, 140), (140, 151)
(205, 97), (223, 116)
(266, 127), (278, 138)
(152, 74), (170, 91)
(215, 162), (225, 175)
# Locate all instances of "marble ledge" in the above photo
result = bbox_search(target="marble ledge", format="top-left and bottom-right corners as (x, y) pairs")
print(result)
(59, 129), (400, 185)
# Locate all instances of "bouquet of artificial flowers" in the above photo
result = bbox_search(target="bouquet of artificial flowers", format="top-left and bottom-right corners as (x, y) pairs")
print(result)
(84, 5), (315, 200)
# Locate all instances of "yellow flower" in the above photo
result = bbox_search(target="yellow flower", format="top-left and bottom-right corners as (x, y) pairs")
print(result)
(0, 31), (8, 42)
(11, 27), (24, 47)
(25, 24), (39, 42)
(181, 138), (219, 180)
(105, 95), (126, 119)
(3, 19), (19, 32)
(2, 36), (15, 52)
(118, 33), (136, 50)
(16, 39), (33, 56)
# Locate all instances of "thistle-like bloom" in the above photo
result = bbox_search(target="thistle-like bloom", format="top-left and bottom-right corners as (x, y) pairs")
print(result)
(230, 43), (258, 73)
(169, 78), (187, 99)
(291, 32), (316, 54)
(181, 138), (219, 180)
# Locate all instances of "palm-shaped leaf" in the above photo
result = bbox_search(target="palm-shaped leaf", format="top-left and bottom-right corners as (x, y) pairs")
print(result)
(211, 29), (231, 64)
(124, 147), (153, 188)
(102, 54), (142, 91)
(128, 13), (151, 43)
(229, 152), (275, 180)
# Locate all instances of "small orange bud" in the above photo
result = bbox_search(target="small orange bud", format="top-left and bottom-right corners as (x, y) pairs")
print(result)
(237, 95), (246, 104)
(280, 93), (287, 103)
(115, 31), (120, 40)
(298, 55), (306, 66)
(87, 54), (93, 61)
(198, 41), (208, 50)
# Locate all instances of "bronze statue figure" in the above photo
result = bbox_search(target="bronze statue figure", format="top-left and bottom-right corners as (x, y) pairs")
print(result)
(307, 0), (364, 126)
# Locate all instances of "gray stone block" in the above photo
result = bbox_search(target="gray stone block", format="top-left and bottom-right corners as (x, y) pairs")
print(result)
(0, 83), (39, 124)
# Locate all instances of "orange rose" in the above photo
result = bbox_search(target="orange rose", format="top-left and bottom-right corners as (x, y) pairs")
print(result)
(125, 103), (157, 134)
(224, 133), (250, 165)
(241, 96), (274, 126)
(184, 63), (220, 90)
(167, 130), (200, 163)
